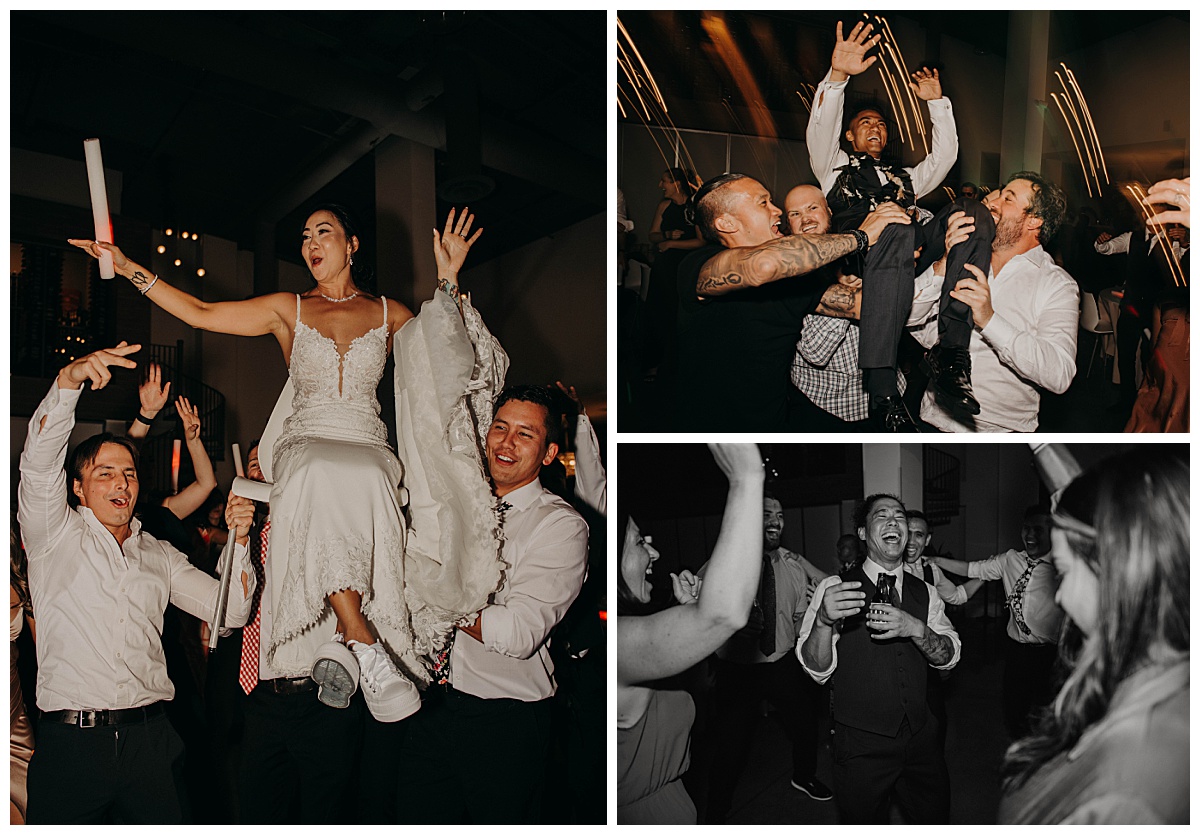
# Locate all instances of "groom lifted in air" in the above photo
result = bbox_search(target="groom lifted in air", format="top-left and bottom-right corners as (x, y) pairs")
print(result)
(807, 20), (994, 430)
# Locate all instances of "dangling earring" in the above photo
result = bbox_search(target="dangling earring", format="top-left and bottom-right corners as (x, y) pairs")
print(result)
(349, 254), (354, 266)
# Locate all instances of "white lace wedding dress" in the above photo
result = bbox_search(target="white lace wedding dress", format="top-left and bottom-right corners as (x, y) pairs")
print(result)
(263, 292), (506, 683)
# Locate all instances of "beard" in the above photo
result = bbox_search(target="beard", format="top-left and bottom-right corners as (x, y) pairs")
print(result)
(993, 213), (1024, 250)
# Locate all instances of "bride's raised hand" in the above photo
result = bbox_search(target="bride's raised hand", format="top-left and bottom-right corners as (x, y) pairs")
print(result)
(433, 207), (483, 278)
(67, 239), (132, 273)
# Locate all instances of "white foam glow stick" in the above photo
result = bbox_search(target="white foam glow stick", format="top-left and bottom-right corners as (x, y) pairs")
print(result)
(83, 138), (114, 279)
(232, 443), (244, 479)
(171, 439), (181, 495)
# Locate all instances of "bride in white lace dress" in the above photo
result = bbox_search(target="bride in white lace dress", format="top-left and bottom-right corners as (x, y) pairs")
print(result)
(70, 207), (505, 722)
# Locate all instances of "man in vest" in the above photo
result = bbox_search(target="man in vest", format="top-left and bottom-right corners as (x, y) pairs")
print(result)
(798, 494), (960, 823)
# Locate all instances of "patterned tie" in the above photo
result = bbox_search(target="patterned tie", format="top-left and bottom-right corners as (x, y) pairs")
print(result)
(881, 572), (901, 607)
(758, 555), (777, 656)
(238, 519), (269, 695)
(1007, 556), (1039, 636)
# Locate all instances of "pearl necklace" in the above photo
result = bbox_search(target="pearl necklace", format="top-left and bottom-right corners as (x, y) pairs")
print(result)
(319, 290), (359, 303)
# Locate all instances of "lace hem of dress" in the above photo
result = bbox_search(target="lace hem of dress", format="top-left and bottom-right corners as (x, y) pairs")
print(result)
(268, 518), (429, 682)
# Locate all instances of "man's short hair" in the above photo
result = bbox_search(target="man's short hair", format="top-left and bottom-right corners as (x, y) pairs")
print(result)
(690, 172), (751, 243)
(1023, 504), (1052, 521)
(906, 508), (928, 525)
(1007, 171), (1067, 244)
(853, 492), (905, 530)
(67, 433), (140, 508)
(494, 384), (563, 448)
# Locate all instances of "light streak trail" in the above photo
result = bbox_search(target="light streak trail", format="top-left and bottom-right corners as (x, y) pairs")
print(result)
(1127, 183), (1186, 288)
(1051, 92), (1094, 199)
(1065, 66), (1109, 184)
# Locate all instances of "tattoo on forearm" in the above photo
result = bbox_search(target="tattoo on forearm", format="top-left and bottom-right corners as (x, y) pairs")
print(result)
(815, 283), (859, 319)
(915, 627), (953, 666)
(698, 233), (857, 296)
(130, 270), (151, 290)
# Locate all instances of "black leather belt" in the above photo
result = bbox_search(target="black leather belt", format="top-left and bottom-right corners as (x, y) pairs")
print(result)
(42, 702), (164, 728)
(262, 676), (315, 696)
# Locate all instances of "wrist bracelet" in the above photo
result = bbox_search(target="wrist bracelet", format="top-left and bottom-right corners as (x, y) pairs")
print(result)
(136, 411), (158, 425)
(437, 277), (461, 303)
(140, 275), (160, 295)
(852, 229), (870, 254)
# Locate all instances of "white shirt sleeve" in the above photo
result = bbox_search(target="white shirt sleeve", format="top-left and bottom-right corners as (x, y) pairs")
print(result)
(796, 575), (842, 684)
(572, 413), (606, 515)
(979, 272), (1080, 394)
(807, 69), (850, 195)
(1094, 230), (1131, 255)
(907, 97), (959, 198)
(925, 589), (961, 671)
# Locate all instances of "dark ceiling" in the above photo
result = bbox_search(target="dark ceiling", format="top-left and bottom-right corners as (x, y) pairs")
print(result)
(618, 11), (1189, 138)
(11, 11), (605, 268)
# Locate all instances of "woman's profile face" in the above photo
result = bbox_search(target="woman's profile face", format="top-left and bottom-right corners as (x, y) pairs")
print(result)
(621, 518), (659, 604)
(659, 171), (682, 200)
(1051, 528), (1099, 635)
(208, 502), (225, 527)
(301, 210), (357, 282)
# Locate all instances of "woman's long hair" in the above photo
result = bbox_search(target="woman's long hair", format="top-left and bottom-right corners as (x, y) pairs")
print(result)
(666, 167), (701, 199)
(1001, 448), (1189, 788)
(306, 202), (377, 296)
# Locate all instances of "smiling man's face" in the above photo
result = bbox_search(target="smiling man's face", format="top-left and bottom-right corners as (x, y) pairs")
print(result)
(846, 109), (888, 158)
(73, 442), (139, 536)
(859, 496), (908, 567)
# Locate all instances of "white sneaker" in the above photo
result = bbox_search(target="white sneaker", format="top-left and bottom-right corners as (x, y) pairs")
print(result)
(311, 638), (359, 709)
(348, 640), (422, 723)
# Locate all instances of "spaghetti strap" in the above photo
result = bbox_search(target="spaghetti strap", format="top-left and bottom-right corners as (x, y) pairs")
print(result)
(381, 296), (388, 326)
(295, 293), (303, 327)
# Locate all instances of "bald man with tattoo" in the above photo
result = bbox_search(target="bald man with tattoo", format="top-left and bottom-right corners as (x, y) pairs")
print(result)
(674, 173), (908, 431)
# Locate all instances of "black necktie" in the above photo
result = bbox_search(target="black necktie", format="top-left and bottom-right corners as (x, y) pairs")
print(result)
(758, 556), (776, 656)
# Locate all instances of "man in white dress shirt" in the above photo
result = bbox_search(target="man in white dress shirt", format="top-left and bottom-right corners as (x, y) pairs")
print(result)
(395, 384), (589, 823)
(18, 343), (255, 824)
(798, 494), (959, 823)
(909, 172), (1078, 431)
(932, 506), (1065, 739)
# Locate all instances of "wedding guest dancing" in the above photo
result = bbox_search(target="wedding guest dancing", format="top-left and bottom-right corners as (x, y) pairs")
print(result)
(18, 343), (256, 823)
(618, 444), (764, 824)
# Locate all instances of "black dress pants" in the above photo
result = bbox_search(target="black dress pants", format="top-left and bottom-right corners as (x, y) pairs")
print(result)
(706, 654), (825, 822)
(852, 200), (995, 396)
(394, 686), (553, 823)
(27, 711), (188, 824)
(832, 712), (949, 824)
(238, 682), (364, 823)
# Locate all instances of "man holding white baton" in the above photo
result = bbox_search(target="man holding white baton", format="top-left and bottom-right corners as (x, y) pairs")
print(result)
(18, 342), (255, 824)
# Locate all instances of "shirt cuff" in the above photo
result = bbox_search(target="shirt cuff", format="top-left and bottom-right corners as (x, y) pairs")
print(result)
(819, 67), (847, 89)
(979, 308), (1017, 351)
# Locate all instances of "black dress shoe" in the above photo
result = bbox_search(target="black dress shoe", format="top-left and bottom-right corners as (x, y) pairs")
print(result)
(871, 395), (919, 432)
(923, 345), (981, 415)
